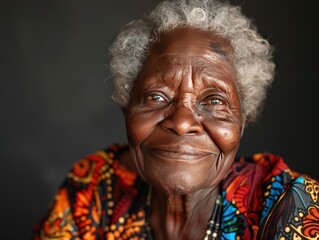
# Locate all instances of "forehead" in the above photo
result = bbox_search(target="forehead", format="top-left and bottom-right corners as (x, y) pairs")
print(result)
(137, 27), (237, 86)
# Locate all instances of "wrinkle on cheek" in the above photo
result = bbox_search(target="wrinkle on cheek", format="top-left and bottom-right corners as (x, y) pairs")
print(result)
(214, 151), (222, 173)
(129, 146), (147, 182)
(127, 112), (156, 142)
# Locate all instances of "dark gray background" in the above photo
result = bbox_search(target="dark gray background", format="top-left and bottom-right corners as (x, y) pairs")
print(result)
(1, 0), (318, 239)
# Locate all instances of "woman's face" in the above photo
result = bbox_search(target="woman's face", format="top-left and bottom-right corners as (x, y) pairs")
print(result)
(125, 28), (244, 195)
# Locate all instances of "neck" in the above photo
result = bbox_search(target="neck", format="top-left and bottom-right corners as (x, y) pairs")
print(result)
(149, 187), (220, 240)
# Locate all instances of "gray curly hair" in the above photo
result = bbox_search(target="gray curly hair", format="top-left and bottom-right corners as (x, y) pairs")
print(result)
(109, 0), (275, 123)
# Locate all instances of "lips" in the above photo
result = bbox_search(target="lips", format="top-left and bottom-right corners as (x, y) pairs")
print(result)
(145, 145), (214, 160)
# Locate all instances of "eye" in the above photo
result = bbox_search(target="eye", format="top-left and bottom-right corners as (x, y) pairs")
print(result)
(142, 92), (169, 108)
(200, 95), (226, 106)
(146, 94), (165, 102)
(210, 99), (223, 105)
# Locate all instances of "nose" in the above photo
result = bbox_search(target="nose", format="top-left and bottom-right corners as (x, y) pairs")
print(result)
(160, 104), (204, 136)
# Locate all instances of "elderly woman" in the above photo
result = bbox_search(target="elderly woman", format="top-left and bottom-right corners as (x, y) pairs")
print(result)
(33, 0), (319, 239)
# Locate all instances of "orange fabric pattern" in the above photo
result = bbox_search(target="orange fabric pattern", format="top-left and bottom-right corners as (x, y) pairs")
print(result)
(33, 144), (319, 239)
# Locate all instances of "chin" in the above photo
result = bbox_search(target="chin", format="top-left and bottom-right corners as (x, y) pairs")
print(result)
(149, 172), (202, 196)
(169, 185), (196, 195)
(155, 184), (195, 196)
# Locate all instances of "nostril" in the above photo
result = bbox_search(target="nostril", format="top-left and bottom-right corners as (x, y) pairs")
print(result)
(160, 105), (204, 136)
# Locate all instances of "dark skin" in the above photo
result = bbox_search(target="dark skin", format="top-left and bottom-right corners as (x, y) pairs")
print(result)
(123, 28), (245, 240)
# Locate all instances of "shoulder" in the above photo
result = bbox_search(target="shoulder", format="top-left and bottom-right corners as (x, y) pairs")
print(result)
(66, 143), (131, 187)
(62, 143), (142, 219)
(221, 152), (319, 239)
(223, 152), (297, 201)
(33, 143), (143, 239)
(259, 175), (319, 239)
(233, 152), (294, 177)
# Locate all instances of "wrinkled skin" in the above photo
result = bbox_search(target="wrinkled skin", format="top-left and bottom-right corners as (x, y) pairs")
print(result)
(124, 27), (245, 240)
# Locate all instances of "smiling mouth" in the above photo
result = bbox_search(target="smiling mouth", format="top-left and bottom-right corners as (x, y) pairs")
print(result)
(146, 145), (213, 160)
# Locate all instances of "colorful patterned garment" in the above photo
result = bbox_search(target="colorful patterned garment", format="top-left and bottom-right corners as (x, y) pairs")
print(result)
(33, 144), (319, 240)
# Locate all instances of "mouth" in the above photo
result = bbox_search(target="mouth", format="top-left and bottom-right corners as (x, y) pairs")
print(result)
(146, 145), (214, 160)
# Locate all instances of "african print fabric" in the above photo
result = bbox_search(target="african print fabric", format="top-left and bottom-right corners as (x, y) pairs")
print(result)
(33, 144), (319, 239)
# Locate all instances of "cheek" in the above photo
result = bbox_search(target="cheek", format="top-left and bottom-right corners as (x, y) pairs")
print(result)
(204, 120), (242, 153)
(126, 111), (163, 146)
